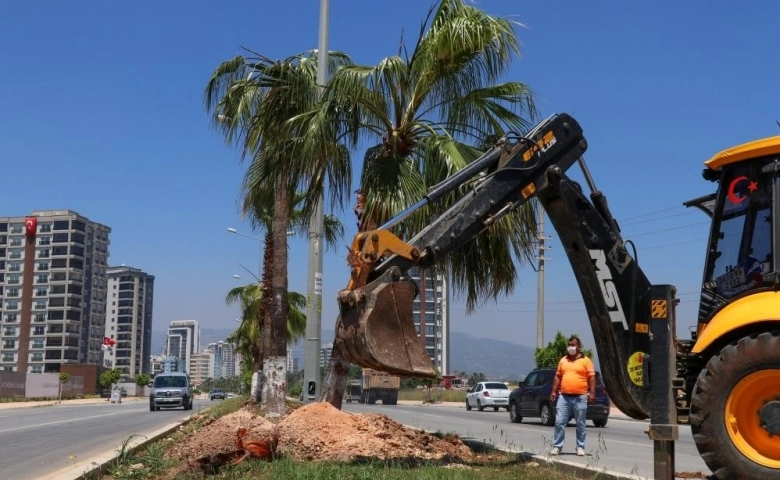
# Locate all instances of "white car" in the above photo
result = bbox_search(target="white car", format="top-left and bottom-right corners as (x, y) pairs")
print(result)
(465, 381), (510, 411)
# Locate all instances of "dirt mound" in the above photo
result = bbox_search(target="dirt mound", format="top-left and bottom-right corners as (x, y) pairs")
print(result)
(165, 402), (475, 464)
(277, 402), (474, 461)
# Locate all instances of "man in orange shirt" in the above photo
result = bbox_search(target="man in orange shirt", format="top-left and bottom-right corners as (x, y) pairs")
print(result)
(549, 335), (596, 456)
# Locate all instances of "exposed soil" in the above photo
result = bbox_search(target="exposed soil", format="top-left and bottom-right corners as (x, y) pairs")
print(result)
(163, 401), (481, 470)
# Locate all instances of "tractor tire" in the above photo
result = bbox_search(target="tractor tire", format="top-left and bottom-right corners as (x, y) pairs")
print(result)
(689, 331), (780, 480)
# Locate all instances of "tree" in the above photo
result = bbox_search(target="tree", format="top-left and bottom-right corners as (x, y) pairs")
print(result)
(534, 331), (594, 368)
(135, 374), (150, 397)
(224, 191), (344, 403)
(58, 372), (70, 404)
(99, 369), (121, 394)
(319, 0), (538, 408)
(205, 50), (353, 417)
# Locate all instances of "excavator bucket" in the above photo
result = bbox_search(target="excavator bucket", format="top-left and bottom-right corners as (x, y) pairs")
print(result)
(335, 268), (437, 378)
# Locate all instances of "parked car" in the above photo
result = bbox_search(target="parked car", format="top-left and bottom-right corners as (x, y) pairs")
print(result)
(508, 367), (610, 427)
(210, 389), (226, 400)
(465, 381), (510, 411)
(149, 372), (193, 411)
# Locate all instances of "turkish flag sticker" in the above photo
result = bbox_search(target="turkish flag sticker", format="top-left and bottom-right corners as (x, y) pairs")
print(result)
(25, 217), (37, 237)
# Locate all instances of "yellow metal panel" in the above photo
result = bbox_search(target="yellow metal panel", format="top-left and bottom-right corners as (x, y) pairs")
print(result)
(705, 136), (780, 171)
(692, 291), (780, 353)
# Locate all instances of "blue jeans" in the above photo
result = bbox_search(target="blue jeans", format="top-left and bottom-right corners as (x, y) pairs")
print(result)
(552, 394), (588, 449)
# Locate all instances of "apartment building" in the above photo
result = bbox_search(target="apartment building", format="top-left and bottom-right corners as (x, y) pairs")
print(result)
(189, 351), (211, 386)
(165, 319), (199, 371)
(204, 341), (237, 379)
(103, 265), (154, 378)
(409, 267), (450, 375)
(0, 210), (110, 373)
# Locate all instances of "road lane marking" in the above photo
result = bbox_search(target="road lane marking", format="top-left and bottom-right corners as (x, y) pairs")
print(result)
(0, 412), (126, 433)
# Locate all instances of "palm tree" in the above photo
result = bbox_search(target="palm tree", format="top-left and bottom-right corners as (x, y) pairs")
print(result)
(225, 190), (344, 403)
(205, 49), (352, 416)
(317, 0), (539, 406)
(225, 284), (307, 368)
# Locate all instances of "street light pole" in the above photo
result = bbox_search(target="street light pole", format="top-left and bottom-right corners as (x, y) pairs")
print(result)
(303, 0), (330, 404)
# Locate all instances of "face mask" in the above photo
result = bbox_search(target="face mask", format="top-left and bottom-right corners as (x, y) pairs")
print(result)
(567, 346), (577, 356)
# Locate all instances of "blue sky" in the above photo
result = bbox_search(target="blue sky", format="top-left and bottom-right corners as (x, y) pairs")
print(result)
(2, 1), (779, 355)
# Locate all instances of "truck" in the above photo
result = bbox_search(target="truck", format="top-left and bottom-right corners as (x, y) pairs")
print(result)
(333, 113), (780, 479)
(359, 368), (399, 405)
(344, 379), (362, 403)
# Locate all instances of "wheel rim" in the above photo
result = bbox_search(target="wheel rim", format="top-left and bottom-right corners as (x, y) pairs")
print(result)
(725, 369), (780, 468)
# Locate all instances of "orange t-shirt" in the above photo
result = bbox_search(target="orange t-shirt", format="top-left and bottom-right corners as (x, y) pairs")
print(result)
(556, 355), (595, 395)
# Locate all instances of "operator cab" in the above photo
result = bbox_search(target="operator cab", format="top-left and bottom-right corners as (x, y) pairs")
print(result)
(688, 136), (780, 320)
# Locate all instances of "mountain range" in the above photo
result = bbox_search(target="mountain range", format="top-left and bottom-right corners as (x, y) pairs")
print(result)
(152, 328), (537, 381)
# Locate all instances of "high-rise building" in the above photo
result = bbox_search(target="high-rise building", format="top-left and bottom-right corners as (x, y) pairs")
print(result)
(320, 342), (333, 370)
(103, 265), (154, 378)
(409, 267), (450, 375)
(286, 348), (298, 373)
(0, 210), (110, 373)
(204, 341), (236, 379)
(165, 319), (199, 372)
(189, 351), (211, 387)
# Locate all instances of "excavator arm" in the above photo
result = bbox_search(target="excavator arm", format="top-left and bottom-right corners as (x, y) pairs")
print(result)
(336, 113), (654, 419)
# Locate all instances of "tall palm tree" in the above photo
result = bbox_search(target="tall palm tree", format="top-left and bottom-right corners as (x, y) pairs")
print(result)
(205, 51), (352, 415)
(317, 0), (539, 406)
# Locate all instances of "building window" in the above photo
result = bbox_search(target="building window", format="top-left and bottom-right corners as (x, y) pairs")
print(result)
(9, 237), (22, 246)
(33, 326), (45, 335)
(35, 288), (47, 297)
(37, 262), (49, 271)
(38, 236), (51, 246)
(5, 313), (17, 322)
(37, 249), (50, 259)
(8, 262), (21, 272)
(7, 287), (19, 298)
(2, 353), (14, 362)
(34, 313), (46, 323)
(40, 223), (52, 233)
(8, 274), (19, 285)
(36, 274), (49, 283)
(3, 327), (16, 336)
(3, 340), (16, 349)
(5, 301), (18, 310)
(9, 249), (22, 259)
(32, 340), (44, 348)
(34, 300), (46, 310)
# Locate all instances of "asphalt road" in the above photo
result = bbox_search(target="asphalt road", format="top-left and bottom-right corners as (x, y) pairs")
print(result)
(0, 398), (713, 480)
(343, 402), (713, 480)
(0, 397), (207, 480)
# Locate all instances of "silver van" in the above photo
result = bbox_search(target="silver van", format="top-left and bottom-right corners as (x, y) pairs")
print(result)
(149, 372), (193, 411)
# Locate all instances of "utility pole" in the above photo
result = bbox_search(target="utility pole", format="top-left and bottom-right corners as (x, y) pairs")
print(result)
(303, 0), (330, 404)
(536, 208), (551, 349)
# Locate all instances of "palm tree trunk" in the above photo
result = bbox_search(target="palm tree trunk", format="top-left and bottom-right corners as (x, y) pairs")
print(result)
(321, 188), (376, 409)
(260, 178), (291, 417)
(320, 343), (351, 407)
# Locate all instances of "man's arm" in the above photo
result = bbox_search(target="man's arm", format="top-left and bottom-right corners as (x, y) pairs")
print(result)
(587, 374), (596, 404)
(550, 368), (561, 402)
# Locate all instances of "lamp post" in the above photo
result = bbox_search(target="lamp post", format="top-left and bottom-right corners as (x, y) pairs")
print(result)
(302, 0), (330, 405)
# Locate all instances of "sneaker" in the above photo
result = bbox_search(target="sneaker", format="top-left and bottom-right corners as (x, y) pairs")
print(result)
(576, 447), (585, 456)
(550, 447), (561, 455)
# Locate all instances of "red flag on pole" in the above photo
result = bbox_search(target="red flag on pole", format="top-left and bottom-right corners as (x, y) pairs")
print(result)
(25, 217), (37, 237)
(102, 336), (116, 351)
